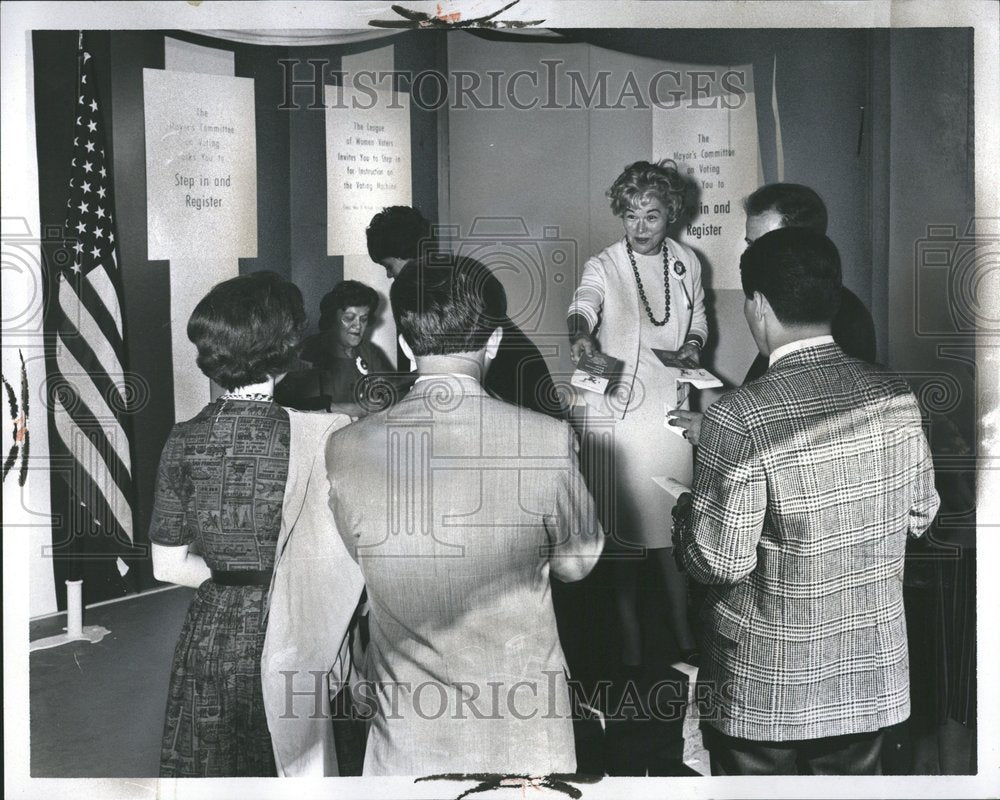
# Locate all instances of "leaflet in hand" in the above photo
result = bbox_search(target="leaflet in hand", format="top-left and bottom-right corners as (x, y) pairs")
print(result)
(571, 352), (625, 395)
(651, 348), (690, 369)
(675, 367), (723, 390)
(654, 351), (723, 439)
(652, 348), (724, 390)
(664, 406), (690, 439)
(652, 475), (692, 500)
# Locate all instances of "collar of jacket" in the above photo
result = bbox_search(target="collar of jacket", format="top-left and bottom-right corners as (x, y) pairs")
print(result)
(767, 340), (844, 371)
(405, 373), (490, 398)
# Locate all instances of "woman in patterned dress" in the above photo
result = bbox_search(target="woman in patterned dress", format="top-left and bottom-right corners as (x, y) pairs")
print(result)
(150, 271), (306, 777)
(567, 160), (706, 672)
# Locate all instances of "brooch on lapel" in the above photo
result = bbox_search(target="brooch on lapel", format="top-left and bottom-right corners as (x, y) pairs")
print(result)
(669, 257), (693, 310)
(355, 355), (370, 376)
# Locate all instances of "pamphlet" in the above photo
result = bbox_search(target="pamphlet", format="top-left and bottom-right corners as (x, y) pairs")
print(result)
(652, 475), (692, 499)
(651, 348), (725, 390)
(571, 352), (625, 395)
(650, 348), (690, 369)
(653, 348), (724, 437)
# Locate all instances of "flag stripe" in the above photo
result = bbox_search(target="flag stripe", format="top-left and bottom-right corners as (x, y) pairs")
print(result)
(51, 381), (134, 501)
(79, 265), (125, 353)
(52, 466), (135, 556)
(55, 309), (127, 420)
(59, 274), (128, 400)
(87, 252), (125, 325)
(54, 326), (132, 480)
(53, 400), (134, 542)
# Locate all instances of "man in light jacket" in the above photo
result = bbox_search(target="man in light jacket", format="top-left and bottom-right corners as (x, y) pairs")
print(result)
(326, 255), (604, 775)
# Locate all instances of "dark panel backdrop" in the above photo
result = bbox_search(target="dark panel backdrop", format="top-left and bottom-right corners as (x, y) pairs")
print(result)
(32, 30), (443, 603)
(287, 33), (443, 338)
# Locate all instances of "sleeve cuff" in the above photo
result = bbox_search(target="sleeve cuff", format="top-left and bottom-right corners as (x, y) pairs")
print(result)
(567, 309), (595, 336)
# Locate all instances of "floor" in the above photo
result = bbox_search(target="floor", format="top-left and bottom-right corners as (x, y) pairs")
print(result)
(30, 587), (193, 777)
(29, 584), (708, 777)
(552, 559), (710, 777)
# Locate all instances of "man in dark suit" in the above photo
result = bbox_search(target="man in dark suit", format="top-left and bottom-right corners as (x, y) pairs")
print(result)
(366, 206), (562, 417)
(325, 255), (603, 774)
(677, 227), (939, 775)
(669, 183), (877, 441)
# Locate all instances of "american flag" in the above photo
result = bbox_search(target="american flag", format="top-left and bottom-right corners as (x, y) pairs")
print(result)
(47, 33), (135, 588)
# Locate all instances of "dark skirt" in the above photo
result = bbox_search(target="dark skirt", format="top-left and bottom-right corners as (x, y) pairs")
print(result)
(159, 581), (277, 777)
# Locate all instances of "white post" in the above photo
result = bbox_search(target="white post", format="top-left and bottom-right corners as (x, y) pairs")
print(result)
(30, 577), (111, 652)
(65, 579), (83, 638)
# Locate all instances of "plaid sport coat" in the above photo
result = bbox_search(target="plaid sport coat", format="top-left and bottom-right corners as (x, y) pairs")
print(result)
(680, 342), (939, 741)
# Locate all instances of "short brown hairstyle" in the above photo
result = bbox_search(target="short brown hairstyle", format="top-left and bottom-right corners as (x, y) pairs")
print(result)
(187, 271), (305, 390)
(740, 227), (842, 325)
(390, 256), (506, 357)
(743, 183), (828, 234)
(318, 280), (380, 332)
(366, 205), (434, 263)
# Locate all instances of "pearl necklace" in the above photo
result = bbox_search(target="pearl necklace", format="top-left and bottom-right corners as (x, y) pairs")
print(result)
(626, 239), (672, 326)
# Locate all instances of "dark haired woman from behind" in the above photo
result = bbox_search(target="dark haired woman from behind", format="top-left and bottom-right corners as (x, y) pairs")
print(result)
(276, 279), (397, 417)
(149, 271), (363, 776)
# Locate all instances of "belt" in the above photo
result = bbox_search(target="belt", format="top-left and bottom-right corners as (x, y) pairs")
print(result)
(210, 569), (272, 587)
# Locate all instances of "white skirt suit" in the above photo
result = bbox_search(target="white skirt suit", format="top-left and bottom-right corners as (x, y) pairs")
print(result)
(568, 237), (708, 549)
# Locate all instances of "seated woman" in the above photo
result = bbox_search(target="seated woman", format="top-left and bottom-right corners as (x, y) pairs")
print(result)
(276, 280), (397, 416)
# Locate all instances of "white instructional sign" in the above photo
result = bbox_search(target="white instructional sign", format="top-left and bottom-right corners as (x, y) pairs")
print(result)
(143, 63), (257, 421)
(143, 68), (257, 261)
(653, 64), (762, 289)
(326, 84), (412, 257)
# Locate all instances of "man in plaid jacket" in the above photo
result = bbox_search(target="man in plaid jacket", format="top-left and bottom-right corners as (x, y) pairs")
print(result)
(679, 226), (939, 775)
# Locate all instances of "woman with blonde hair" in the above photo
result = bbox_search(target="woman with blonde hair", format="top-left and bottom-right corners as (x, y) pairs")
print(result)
(568, 159), (705, 681)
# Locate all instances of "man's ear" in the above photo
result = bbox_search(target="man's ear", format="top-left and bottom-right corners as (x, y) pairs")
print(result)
(398, 334), (417, 370)
(753, 291), (770, 321)
(485, 326), (503, 360)
(380, 257), (407, 277)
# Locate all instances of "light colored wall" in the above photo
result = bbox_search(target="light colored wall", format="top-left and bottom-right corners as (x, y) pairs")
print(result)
(446, 35), (592, 387)
(445, 30), (872, 398)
